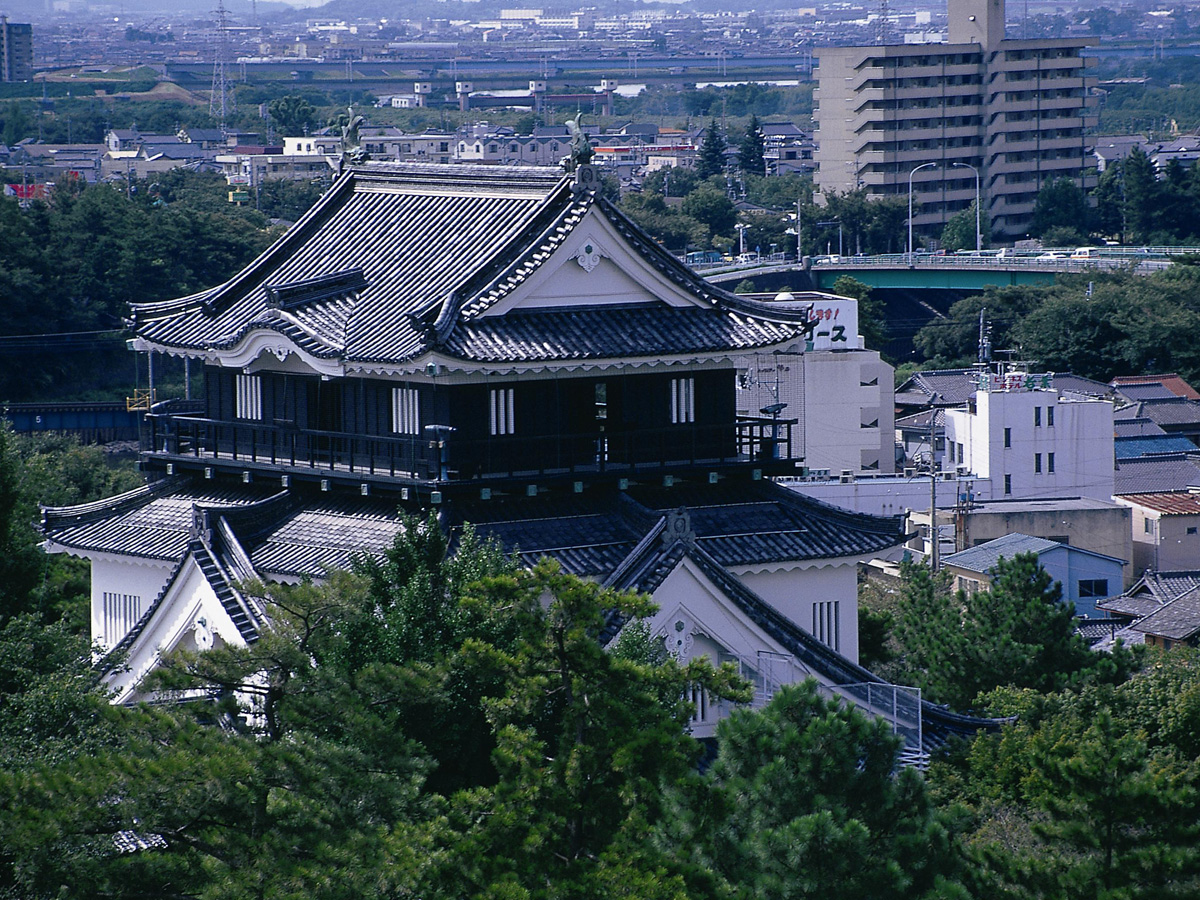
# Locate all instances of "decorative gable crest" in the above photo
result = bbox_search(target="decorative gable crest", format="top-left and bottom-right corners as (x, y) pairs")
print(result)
(575, 239), (605, 273)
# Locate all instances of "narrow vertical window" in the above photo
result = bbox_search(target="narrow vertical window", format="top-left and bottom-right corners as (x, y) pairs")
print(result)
(1004, 427), (1011, 448)
(391, 387), (420, 435)
(490, 388), (515, 435)
(1048, 452), (1055, 473)
(1047, 406), (1055, 427)
(811, 600), (841, 651)
(671, 377), (695, 424)
(1034, 406), (1042, 427)
(236, 374), (262, 421)
(1035, 453), (1042, 473)
(1004, 474), (1012, 495)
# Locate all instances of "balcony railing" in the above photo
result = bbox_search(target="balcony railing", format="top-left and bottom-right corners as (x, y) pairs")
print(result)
(144, 412), (797, 486)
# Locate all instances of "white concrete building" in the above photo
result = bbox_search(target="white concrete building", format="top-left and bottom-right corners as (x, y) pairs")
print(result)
(735, 293), (895, 475)
(943, 371), (1115, 503)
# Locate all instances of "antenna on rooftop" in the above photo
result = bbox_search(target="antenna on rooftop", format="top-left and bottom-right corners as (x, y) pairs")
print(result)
(209, 0), (235, 132)
(977, 307), (992, 366)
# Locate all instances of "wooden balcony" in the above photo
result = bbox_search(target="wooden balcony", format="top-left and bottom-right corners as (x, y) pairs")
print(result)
(142, 409), (800, 491)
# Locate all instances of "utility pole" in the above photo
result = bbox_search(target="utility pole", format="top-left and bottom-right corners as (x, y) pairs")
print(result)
(929, 413), (941, 572)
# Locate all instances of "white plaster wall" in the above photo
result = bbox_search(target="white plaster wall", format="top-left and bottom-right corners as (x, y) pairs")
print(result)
(785, 475), (992, 519)
(802, 351), (894, 475)
(89, 556), (175, 651)
(735, 563), (859, 663)
(107, 560), (251, 704)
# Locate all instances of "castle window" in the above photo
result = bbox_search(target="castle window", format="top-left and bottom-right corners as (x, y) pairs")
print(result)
(490, 388), (515, 435)
(812, 600), (840, 651)
(236, 374), (262, 421)
(392, 386), (420, 435)
(670, 377), (695, 424)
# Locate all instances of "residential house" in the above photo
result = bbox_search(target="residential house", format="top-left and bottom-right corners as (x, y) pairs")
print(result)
(1098, 571), (1200, 649)
(1114, 492), (1200, 575)
(942, 532), (1125, 617)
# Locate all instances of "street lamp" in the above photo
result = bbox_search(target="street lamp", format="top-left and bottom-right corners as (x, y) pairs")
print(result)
(952, 161), (981, 252)
(908, 161), (937, 265)
(735, 222), (749, 258)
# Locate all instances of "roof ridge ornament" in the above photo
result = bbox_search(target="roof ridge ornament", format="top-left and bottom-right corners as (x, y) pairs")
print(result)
(562, 112), (597, 192)
(662, 507), (695, 547)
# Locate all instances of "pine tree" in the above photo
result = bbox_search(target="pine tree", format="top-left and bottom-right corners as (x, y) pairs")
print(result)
(738, 114), (766, 177)
(695, 119), (727, 180)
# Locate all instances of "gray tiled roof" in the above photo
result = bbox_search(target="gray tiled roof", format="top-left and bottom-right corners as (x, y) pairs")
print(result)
(446, 480), (907, 575)
(1116, 398), (1200, 428)
(41, 478), (276, 561)
(130, 163), (809, 367)
(1114, 454), (1200, 495)
(42, 478), (406, 577)
(1132, 588), (1200, 640)
(1097, 571), (1200, 618)
(1114, 417), (1167, 438)
(942, 532), (1060, 574)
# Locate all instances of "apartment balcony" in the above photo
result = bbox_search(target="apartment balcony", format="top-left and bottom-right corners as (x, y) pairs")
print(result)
(848, 65), (886, 93)
(142, 408), (800, 490)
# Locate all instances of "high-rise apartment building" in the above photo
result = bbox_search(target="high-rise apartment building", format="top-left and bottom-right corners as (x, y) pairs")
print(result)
(1, 16), (33, 83)
(813, 0), (1097, 241)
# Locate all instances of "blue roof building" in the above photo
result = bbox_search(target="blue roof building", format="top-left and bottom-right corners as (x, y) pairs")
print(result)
(943, 532), (1127, 617)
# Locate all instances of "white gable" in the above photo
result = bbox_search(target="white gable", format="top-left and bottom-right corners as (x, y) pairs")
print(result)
(647, 557), (790, 667)
(480, 205), (716, 316)
(105, 556), (255, 704)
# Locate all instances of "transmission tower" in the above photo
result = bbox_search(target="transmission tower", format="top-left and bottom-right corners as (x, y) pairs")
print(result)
(875, 0), (891, 44)
(209, 0), (235, 130)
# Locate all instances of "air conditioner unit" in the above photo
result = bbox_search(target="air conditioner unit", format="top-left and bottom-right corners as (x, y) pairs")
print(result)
(941, 471), (956, 481)
(839, 470), (855, 484)
(903, 467), (915, 479)
(956, 464), (969, 476)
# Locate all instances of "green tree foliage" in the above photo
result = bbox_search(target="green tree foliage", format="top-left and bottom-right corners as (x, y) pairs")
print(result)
(439, 560), (746, 898)
(681, 183), (737, 239)
(254, 176), (330, 221)
(0, 173), (277, 400)
(738, 114), (766, 177)
(619, 190), (710, 252)
(695, 120), (727, 180)
(911, 268), (1200, 384)
(954, 669), (1200, 900)
(832, 274), (888, 353)
(267, 94), (318, 137)
(940, 200), (991, 252)
(892, 556), (1134, 711)
(643, 165), (701, 199)
(670, 680), (968, 899)
(0, 543), (748, 900)
(672, 83), (813, 120)
(820, 189), (910, 255)
(1029, 177), (1091, 239)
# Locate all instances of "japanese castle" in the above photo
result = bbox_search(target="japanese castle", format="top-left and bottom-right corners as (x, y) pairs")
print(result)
(42, 161), (994, 757)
